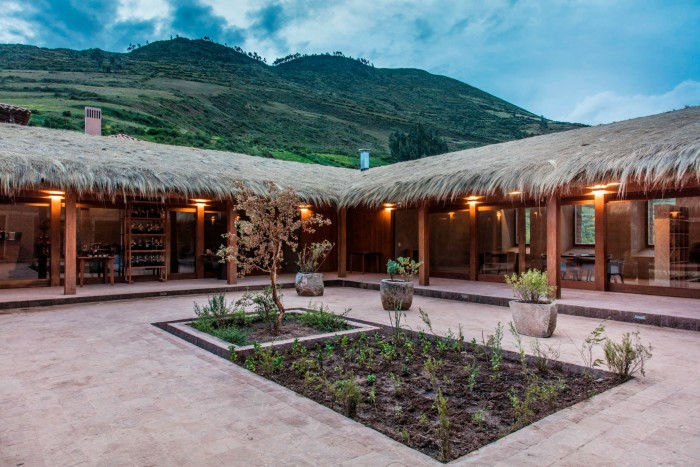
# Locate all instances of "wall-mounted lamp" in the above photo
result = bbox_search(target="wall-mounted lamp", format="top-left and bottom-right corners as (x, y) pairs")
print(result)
(508, 191), (522, 196)
(299, 204), (311, 213)
(383, 203), (395, 211)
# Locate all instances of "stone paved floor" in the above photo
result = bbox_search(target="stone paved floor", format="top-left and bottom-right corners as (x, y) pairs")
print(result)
(1, 287), (699, 466)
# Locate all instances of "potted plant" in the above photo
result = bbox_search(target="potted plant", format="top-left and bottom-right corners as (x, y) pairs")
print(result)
(295, 240), (335, 296)
(380, 257), (423, 311)
(504, 269), (557, 338)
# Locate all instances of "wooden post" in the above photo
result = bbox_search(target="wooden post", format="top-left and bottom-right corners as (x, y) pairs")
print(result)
(64, 192), (77, 295)
(546, 195), (562, 299)
(226, 202), (237, 285)
(50, 196), (62, 286)
(594, 192), (607, 291)
(418, 203), (430, 286)
(517, 207), (527, 274)
(337, 207), (347, 278)
(195, 203), (205, 279)
(469, 204), (478, 281)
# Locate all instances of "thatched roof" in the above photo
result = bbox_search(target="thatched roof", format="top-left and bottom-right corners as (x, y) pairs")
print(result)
(0, 107), (698, 206)
(341, 106), (700, 207)
(0, 103), (31, 126)
(0, 124), (358, 204)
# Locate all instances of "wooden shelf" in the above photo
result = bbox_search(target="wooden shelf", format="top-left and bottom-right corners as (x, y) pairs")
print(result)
(126, 203), (168, 283)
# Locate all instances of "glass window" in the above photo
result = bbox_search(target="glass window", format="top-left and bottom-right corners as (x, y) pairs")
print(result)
(170, 211), (196, 274)
(0, 203), (50, 282)
(574, 204), (595, 245)
(607, 196), (700, 289)
(478, 208), (518, 275)
(429, 210), (469, 276)
(647, 198), (676, 245)
(203, 211), (227, 276)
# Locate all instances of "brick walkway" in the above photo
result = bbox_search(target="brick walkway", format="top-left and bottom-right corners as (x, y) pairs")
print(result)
(1, 287), (699, 465)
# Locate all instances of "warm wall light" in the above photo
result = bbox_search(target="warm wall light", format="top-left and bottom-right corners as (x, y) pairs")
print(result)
(383, 202), (395, 211)
(448, 211), (454, 220)
(44, 190), (65, 196)
(508, 191), (522, 196)
(465, 195), (481, 201)
(591, 189), (608, 196)
(298, 204), (311, 212)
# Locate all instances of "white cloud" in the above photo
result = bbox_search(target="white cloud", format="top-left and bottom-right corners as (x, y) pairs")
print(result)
(116, 0), (171, 22)
(0, 2), (35, 44)
(565, 80), (700, 125)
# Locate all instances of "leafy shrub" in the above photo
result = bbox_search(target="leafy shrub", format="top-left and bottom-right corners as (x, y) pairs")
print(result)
(603, 331), (653, 381)
(296, 240), (335, 273)
(297, 302), (350, 332)
(334, 378), (361, 418)
(504, 269), (555, 303)
(193, 293), (234, 327)
(433, 388), (451, 462)
(386, 257), (423, 281)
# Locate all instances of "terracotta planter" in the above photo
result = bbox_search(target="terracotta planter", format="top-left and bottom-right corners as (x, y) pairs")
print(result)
(509, 301), (557, 338)
(380, 279), (414, 311)
(295, 272), (324, 296)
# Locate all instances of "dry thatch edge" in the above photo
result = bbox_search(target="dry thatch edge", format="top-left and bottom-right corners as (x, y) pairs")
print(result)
(0, 107), (698, 207)
(340, 106), (700, 207)
(0, 124), (358, 206)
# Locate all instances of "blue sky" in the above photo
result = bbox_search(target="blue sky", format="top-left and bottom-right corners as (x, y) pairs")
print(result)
(2, 0), (698, 124)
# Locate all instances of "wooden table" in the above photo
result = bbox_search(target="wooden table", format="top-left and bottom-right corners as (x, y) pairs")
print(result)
(349, 251), (381, 274)
(78, 256), (115, 287)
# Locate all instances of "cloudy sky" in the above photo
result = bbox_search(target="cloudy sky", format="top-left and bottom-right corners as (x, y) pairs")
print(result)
(2, 0), (698, 124)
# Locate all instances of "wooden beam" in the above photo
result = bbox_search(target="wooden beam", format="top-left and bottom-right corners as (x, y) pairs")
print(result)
(594, 192), (607, 291)
(469, 204), (478, 281)
(226, 202), (237, 285)
(517, 207), (527, 274)
(418, 203), (430, 285)
(50, 196), (61, 286)
(337, 207), (347, 278)
(195, 203), (205, 279)
(64, 192), (77, 295)
(546, 195), (562, 299)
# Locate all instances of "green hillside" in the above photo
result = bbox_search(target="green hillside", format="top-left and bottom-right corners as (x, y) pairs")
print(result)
(0, 38), (584, 168)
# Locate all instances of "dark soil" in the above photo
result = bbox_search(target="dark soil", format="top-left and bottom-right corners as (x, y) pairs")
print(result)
(245, 318), (327, 344)
(236, 329), (621, 462)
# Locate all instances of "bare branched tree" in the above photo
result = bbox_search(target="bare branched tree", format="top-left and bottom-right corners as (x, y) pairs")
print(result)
(217, 183), (330, 334)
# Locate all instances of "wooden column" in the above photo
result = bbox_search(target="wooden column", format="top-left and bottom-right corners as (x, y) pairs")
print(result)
(594, 192), (608, 291)
(469, 204), (478, 281)
(337, 207), (347, 278)
(418, 203), (430, 286)
(226, 202), (237, 285)
(546, 195), (562, 299)
(63, 192), (77, 295)
(195, 203), (205, 279)
(517, 207), (527, 274)
(50, 196), (62, 286)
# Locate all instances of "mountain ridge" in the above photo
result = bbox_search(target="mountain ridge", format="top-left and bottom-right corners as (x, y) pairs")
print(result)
(0, 38), (585, 168)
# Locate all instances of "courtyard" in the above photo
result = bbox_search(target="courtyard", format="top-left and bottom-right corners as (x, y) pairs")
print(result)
(2, 286), (699, 465)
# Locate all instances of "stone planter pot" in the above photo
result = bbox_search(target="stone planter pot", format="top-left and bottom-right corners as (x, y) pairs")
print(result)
(380, 279), (414, 311)
(295, 272), (324, 296)
(509, 301), (557, 338)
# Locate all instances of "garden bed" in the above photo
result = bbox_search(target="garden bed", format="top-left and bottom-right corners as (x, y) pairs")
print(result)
(158, 314), (623, 463)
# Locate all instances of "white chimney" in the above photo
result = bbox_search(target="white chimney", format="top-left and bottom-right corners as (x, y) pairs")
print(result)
(85, 107), (102, 136)
(359, 149), (370, 171)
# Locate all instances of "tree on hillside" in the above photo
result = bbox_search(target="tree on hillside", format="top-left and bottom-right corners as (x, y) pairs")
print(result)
(389, 123), (449, 161)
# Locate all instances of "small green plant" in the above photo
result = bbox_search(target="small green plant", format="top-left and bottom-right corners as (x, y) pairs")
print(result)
(387, 306), (407, 342)
(389, 372), (403, 397)
(433, 388), (451, 462)
(423, 356), (444, 386)
(334, 378), (361, 418)
(464, 364), (479, 392)
(298, 302), (350, 332)
(508, 321), (528, 374)
(603, 331), (653, 381)
(296, 240), (335, 273)
(418, 412), (429, 426)
(472, 409), (486, 427)
(399, 428), (410, 444)
(386, 256), (423, 281)
(248, 343), (285, 377)
(504, 269), (555, 303)
(530, 339), (561, 373)
(483, 323), (504, 378)
(366, 373), (377, 385)
(577, 322), (607, 375)
(193, 292), (234, 327)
